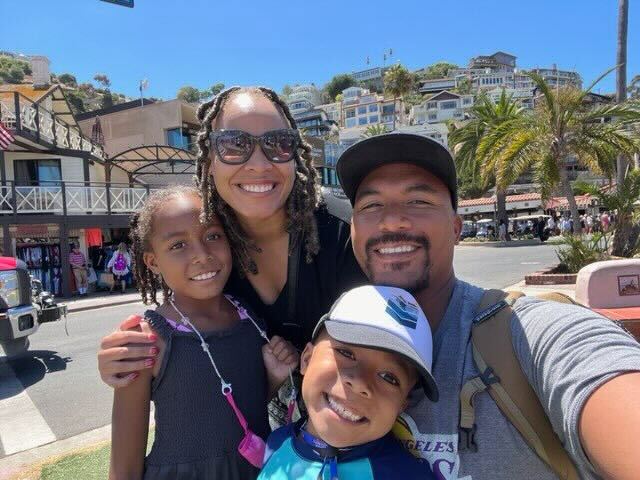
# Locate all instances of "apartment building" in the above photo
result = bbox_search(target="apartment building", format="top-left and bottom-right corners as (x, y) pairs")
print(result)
(410, 91), (474, 124)
(341, 86), (400, 130)
(286, 84), (323, 116)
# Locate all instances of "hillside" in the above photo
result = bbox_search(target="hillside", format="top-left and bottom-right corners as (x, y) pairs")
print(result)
(0, 52), (131, 115)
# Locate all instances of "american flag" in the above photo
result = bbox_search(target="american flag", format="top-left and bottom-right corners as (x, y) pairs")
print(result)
(0, 120), (14, 150)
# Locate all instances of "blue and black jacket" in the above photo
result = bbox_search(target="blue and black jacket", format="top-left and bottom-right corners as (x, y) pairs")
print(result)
(258, 419), (436, 479)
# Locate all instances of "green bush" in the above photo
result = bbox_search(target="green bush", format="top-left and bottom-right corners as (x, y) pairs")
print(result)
(555, 233), (610, 273)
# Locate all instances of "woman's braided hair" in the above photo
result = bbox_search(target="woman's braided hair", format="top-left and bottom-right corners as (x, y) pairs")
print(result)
(195, 86), (321, 275)
(129, 185), (201, 305)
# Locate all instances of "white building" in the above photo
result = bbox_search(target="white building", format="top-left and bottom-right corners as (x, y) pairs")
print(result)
(410, 91), (474, 124)
(485, 87), (534, 109)
(341, 86), (400, 131)
(287, 84), (323, 116)
(529, 67), (582, 89)
(395, 123), (449, 147)
(316, 102), (341, 125)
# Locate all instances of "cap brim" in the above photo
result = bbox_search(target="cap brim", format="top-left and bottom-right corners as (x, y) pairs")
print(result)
(318, 319), (439, 402)
(336, 133), (457, 209)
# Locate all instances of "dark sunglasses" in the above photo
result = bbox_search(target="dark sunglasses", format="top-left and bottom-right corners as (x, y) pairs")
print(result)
(209, 129), (301, 165)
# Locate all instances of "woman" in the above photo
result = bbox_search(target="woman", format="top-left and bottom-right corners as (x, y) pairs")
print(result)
(107, 242), (131, 294)
(98, 86), (365, 387)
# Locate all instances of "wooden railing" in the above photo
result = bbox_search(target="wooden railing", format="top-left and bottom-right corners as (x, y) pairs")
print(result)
(0, 92), (105, 160)
(0, 181), (161, 215)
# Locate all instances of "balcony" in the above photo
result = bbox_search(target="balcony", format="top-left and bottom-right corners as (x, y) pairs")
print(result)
(0, 181), (159, 216)
(0, 92), (104, 160)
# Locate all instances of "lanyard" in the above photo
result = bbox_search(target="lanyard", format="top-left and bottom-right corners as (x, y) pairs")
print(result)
(299, 425), (341, 480)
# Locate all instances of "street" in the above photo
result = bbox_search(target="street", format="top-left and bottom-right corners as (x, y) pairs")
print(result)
(0, 243), (559, 459)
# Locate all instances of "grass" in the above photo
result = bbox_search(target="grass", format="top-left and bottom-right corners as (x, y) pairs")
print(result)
(14, 430), (155, 480)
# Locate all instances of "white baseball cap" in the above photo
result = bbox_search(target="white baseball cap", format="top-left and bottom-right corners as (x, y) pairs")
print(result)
(313, 285), (438, 401)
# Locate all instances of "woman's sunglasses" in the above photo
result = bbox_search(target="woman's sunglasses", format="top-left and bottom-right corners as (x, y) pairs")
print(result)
(209, 129), (301, 165)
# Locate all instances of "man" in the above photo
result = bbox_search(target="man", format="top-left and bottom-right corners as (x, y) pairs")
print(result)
(336, 133), (640, 480)
(69, 243), (89, 296)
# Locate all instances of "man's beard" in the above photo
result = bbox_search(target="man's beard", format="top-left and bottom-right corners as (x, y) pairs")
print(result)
(364, 232), (430, 294)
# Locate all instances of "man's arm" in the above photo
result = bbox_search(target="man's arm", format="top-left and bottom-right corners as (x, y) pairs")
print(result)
(511, 297), (640, 479)
(579, 372), (640, 480)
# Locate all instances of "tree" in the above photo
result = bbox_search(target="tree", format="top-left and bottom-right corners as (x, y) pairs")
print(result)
(210, 83), (225, 97)
(0, 55), (31, 84)
(324, 74), (357, 101)
(58, 73), (77, 87)
(281, 84), (293, 99)
(100, 91), (114, 109)
(577, 170), (640, 256)
(177, 86), (201, 103)
(479, 70), (640, 235)
(66, 91), (86, 115)
(361, 124), (388, 138)
(448, 91), (526, 239)
(455, 77), (472, 95)
(616, 0), (629, 186)
(418, 62), (458, 80)
(384, 64), (415, 129)
(93, 74), (111, 88)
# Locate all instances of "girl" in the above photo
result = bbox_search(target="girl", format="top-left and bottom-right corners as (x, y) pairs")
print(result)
(107, 242), (131, 294)
(110, 185), (297, 480)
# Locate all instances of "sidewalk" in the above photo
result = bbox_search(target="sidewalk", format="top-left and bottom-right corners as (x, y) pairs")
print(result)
(62, 290), (142, 314)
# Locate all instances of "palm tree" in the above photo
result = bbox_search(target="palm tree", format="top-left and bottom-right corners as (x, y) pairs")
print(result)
(616, 0), (629, 185)
(480, 71), (640, 235)
(576, 170), (640, 256)
(361, 124), (388, 138)
(384, 64), (414, 129)
(449, 91), (526, 239)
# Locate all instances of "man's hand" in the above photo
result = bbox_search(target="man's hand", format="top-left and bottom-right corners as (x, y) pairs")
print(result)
(262, 336), (299, 396)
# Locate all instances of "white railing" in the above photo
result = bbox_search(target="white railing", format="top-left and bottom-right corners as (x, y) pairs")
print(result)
(0, 92), (104, 160)
(0, 183), (150, 215)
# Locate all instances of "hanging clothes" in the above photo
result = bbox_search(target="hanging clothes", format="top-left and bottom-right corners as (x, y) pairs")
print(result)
(85, 228), (103, 247)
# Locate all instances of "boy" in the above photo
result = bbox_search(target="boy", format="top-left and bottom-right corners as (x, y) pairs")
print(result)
(259, 285), (438, 479)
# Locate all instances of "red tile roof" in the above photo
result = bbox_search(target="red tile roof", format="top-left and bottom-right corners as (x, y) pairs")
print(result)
(458, 193), (542, 208)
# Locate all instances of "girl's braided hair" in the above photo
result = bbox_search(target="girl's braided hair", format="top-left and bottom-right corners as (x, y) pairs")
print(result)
(129, 185), (201, 305)
(195, 86), (321, 275)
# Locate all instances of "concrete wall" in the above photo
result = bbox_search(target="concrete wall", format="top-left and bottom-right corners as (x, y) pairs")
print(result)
(78, 100), (184, 158)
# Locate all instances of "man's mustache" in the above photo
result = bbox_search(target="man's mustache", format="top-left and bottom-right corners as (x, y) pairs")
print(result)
(365, 233), (430, 254)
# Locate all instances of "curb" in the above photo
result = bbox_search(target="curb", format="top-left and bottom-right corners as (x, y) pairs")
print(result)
(66, 296), (142, 314)
(457, 239), (543, 248)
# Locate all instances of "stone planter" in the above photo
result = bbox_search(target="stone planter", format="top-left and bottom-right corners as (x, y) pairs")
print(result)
(525, 266), (577, 285)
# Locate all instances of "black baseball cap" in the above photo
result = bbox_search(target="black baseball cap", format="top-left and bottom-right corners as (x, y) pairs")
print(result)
(336, 133), (458, 209)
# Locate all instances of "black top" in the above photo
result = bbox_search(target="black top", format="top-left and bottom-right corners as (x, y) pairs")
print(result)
(225, 206), (367, 350)
(143, 300), (270, 480)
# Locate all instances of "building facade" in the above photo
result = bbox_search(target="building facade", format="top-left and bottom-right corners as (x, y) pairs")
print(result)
(410, 91), (474, 124)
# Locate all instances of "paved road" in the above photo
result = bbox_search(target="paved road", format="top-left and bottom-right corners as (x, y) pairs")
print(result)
(0, 243), (560, 458)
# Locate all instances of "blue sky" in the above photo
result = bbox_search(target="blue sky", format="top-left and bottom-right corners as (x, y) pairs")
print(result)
(2, 0), (638, 100)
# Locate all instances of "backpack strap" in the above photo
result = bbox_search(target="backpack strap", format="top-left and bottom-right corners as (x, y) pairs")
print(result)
(459, 289), (580, 480)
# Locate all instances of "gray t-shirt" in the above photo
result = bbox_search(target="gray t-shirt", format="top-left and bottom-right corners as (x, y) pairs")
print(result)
(401, 279), (640, 480)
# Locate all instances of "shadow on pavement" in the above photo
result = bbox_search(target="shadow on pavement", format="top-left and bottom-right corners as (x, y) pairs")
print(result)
(0, 350), (72, 399)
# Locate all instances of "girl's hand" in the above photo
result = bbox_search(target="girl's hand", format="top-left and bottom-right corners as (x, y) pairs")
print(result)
(262, 336), (299, 391)
(98, 315), (158, 388)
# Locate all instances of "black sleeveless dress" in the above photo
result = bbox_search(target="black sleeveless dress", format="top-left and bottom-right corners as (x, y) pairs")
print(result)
(143, 297), (270, 479)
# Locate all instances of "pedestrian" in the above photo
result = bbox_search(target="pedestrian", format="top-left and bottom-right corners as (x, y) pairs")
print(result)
(601, 211), (611, 232)
(546, 215), (556, 235)
(109, 185), (298, 479)
(498, 220), (507, 242)
(259, 286), (437, 479)
(586, 214), (594, 234)
(107, 242), (131, 294)
(69, 243), (89, 296)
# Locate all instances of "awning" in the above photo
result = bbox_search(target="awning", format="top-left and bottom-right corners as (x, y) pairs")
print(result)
(109, 144), (196, 184)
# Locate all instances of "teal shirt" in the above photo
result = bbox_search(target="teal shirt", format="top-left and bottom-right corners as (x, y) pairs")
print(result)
(258, 420), (435, 480)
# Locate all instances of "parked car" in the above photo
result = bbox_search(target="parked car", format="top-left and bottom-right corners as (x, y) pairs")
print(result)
(0, 256), (67, 358)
